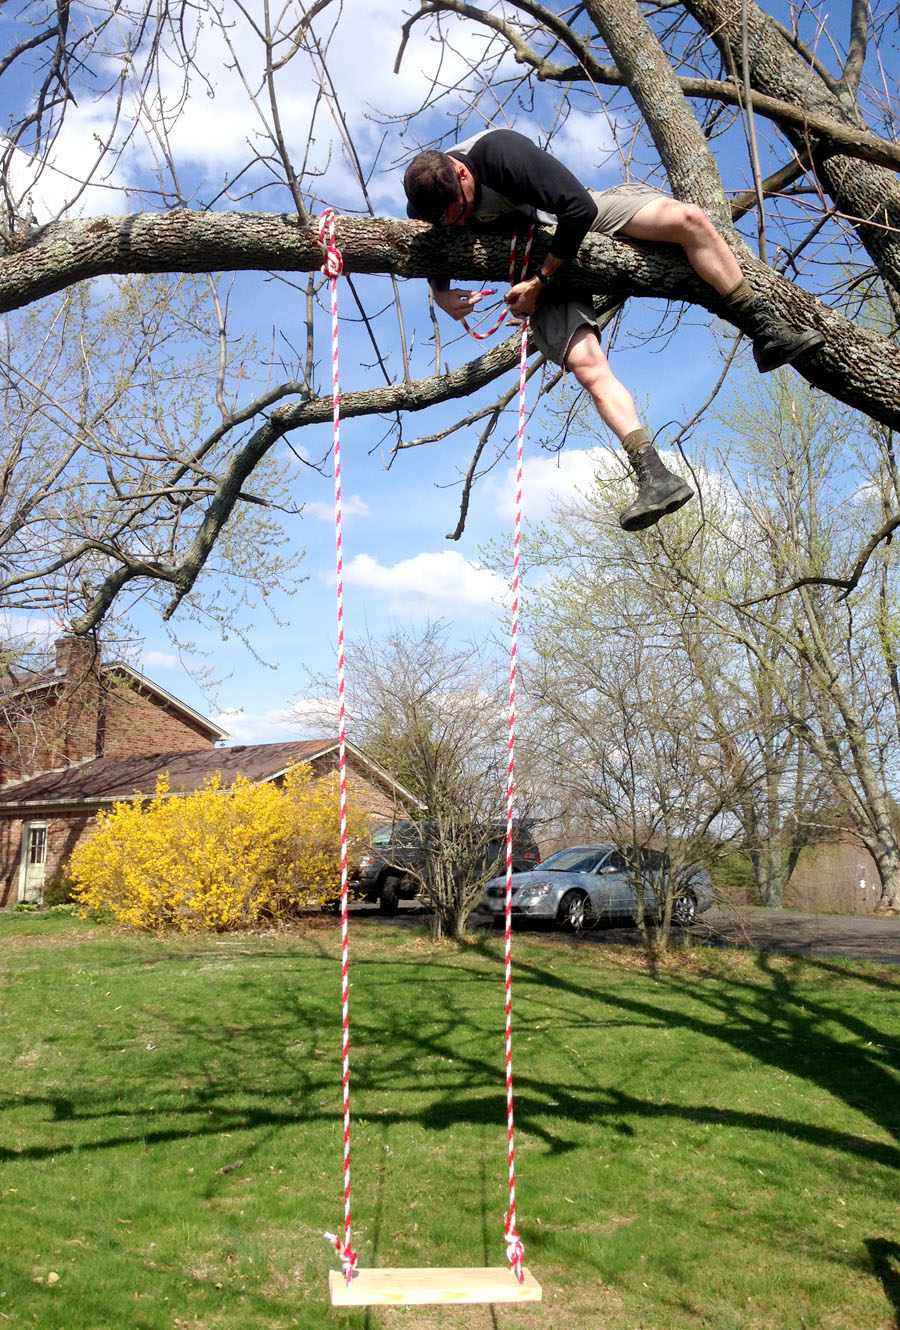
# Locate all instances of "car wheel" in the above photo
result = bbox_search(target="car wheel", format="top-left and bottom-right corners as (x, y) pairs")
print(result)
(672, 891), (697, 927)
(379, 875), (401, 916)
(557, 889), (590, 932)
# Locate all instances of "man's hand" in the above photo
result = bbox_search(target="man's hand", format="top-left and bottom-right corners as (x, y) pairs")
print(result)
(504, 276), (542, 318)
(432, 287), (494, 322)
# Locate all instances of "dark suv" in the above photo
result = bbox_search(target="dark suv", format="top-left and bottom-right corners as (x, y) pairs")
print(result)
(352, 820), (541, 914)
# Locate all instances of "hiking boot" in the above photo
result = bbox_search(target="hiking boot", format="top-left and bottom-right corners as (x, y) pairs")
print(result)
(619, 446), (694, 532)
(750, 317), (824, 374)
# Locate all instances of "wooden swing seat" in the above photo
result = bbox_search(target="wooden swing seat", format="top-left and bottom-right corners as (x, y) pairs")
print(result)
(328, 1265), (542, 1306)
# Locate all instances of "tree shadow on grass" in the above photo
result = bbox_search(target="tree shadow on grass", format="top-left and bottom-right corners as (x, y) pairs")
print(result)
(5, 936), (900, 1327)
(866, 1239), (900, 1329)
(3, 942), (899, 1173)
(473, 937), (900, 1142)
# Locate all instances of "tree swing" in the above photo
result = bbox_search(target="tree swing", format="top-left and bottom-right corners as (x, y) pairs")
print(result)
(317, 212), (542, 1307)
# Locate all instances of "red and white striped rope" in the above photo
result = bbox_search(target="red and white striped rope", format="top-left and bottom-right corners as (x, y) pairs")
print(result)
(462, 226), (535, 339)
(469, 223), (535, 1283)
(502, 311), (530, 1284)
(318, 209), (531, 1286)
(317, 209), (357, 1288)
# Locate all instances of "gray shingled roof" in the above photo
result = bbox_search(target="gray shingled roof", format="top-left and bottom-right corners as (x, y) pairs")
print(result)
(0, 740), (339, 808)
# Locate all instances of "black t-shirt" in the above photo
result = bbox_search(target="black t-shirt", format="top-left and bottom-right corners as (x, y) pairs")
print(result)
(408, 128), (597, 264)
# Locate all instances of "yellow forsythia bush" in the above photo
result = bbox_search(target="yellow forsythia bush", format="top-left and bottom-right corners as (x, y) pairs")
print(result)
(69, 763), (370, 931)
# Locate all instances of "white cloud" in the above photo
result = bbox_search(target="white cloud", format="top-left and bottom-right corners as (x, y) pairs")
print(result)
(343, 550), (510, 614)
(3, 96), (131, 223)
(0, 612), (64, 646)
(143, 649), (179, 671)
(116, 3), (514, 214)
(217, 707), (303, 745)
(486, 445), (622, 525)
(216, 696), (339, 745)
(4, 0), (635, 240)
(5, 7), (603, 229)
(544, 109), (618, 179)
(286, 696), (341, 731)
(305, 494), (370, 522)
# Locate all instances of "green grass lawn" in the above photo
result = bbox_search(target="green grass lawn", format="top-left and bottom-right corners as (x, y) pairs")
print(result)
(2, 911), (899, 1330)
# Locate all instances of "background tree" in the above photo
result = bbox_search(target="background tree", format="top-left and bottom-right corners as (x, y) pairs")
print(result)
(528, 620), (732, 948)
(518, 384), (846, 912)
(333, 621), (535, 940)
(1, 275), (304, 642)
(544, 372), (900, 913)
(697, 379), (900, 913)
(0, 633), (59, 782)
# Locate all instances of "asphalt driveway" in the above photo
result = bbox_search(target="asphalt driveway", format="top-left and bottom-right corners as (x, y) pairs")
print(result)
(356, 899), (900, 964)
(691, 906), (900, 965)
(537, 905), (900, 964)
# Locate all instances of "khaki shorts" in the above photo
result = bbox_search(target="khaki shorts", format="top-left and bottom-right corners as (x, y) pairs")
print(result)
(529, 183), (667, 365)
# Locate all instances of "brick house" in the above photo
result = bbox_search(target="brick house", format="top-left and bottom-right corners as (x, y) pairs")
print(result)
(0, 636), (418, 906)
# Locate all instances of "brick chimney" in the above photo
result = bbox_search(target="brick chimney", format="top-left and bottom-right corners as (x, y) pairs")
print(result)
(54, 635), (98, 679)
(54, 636), (104, 764)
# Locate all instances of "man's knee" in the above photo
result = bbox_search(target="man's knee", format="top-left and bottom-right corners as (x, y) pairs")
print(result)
(563, 324), (605, 379)
(671, 201), (717, 246)
(623, 196), (717, 249)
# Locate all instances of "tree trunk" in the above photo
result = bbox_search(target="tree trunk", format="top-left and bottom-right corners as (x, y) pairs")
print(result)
(753, 846), (786, 908)
(871, 852), (900, 915)
(583, 0), (732, 222)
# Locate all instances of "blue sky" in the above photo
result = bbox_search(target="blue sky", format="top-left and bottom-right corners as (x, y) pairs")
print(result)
(0, 2), (755, 743)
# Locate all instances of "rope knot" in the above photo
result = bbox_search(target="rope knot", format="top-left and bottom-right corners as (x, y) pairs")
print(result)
(317, 209), (344, 278)
(504, 1214), (525, 1281)
(462, 224), (535, 340)
(324, 1231), (358, 1284)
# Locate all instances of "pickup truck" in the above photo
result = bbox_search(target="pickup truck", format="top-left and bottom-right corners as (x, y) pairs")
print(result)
(352, 820), (541, 914)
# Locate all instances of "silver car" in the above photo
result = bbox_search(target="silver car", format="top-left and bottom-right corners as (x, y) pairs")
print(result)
(479, 844), (714, 931)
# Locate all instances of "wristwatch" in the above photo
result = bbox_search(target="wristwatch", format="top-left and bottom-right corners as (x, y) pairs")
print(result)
(534, 269), (553, 286)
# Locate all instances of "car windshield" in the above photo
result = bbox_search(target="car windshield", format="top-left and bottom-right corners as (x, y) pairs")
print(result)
(371, 823), (413, 846)
(539, 847), (608, 874)
(370, 822), (421, 848)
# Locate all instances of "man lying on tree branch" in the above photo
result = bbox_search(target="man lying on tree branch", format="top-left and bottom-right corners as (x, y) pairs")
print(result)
(404, 128), (824, 532)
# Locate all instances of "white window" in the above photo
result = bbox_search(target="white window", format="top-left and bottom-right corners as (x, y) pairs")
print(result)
(28, 825), (47, 866)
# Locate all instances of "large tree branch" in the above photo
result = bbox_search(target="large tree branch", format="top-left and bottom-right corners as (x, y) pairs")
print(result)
(3, 209), (900, 431)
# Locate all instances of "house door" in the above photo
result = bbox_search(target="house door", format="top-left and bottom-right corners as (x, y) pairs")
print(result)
(19, 822), (48, 903)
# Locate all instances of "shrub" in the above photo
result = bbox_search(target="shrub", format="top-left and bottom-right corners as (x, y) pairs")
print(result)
(68, 764), (370, 931)
(42, 872), (77, 908)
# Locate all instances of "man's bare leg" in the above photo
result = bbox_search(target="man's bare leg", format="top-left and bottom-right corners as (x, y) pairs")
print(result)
(619, 197), (742, 295)
(564, 325), (693, 531)
(563, 324), (643, 439)
(619, 197), (824, 372)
